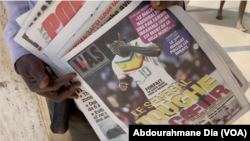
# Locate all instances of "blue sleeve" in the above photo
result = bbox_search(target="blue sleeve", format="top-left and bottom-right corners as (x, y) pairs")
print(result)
(3, 1), (31, 64)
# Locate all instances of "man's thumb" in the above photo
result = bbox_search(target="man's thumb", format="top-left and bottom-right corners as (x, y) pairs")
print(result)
(31, 64), (50, 89)
(150, 1), (174, 11)
(38, 74), (49, 89)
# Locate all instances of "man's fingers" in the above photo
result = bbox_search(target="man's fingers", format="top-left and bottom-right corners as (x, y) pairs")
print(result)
(120, 84), (128, 88)
(114, 40), (120, 43)
(51, 82), (80, 102)
(119, 82), (128, 91)
(150, 1), (182, 11)
(114, 40), (126, 46)
(111, 47), (121, 55)
(68, 93), (79, 99)
(120, 85), (128, 89)
(112, 48), (119, 54)
(46, 73), (76, 91)
(33, 73), (76, 93)
(120, 87), (126, 91)
(150, 1), (170, 10)
(121, 88), (127, 91)
(121, 82), (129, 86)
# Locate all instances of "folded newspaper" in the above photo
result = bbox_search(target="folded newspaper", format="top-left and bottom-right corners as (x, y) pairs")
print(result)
(46, 1), (132, 73)
(15, 1), (250, 140)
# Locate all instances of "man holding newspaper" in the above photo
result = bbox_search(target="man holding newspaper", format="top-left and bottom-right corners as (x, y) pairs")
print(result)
(4, 0), (187, 140)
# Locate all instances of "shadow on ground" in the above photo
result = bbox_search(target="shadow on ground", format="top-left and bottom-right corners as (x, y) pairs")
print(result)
(187, 6), (250, 34)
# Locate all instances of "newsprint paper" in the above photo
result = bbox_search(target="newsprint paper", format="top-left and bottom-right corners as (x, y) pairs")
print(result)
(61, 1), (250, 132)
(25, 0), (102, 50)
(13, 1), (65, 75)
(48, 0), (132, 75)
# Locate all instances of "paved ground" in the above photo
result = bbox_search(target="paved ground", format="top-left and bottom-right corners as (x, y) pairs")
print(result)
(0, 1), (249, 141)
(0, 1), (72, 141)
(187, 1), (250, 124)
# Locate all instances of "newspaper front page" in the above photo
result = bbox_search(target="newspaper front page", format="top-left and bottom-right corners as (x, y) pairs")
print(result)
(13, 1), (66, 75)
(25, 0), (86, 50)
(52, 0), (250, 94)
(44, 0), (131, 60)
(61, 1), (249, 127)
(51, 0), (132, 73)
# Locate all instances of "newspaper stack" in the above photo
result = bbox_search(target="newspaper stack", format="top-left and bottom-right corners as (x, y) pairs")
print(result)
(15, 1), (250, 140)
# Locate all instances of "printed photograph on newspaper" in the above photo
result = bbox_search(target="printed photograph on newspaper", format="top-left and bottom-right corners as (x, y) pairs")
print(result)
(62, 1), (248, 125)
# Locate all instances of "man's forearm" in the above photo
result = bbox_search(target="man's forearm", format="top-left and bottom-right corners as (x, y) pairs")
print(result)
(125, 46), (161, 57)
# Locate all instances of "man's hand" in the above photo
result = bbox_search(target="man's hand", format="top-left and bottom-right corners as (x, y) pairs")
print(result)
(16, 54), (80, 102)
(150, 1), (184, 11)
(119, 80), (129, 91)
(110, 40), (131, 57)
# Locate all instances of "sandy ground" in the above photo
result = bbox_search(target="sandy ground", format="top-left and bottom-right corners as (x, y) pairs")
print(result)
(0, 2), (72, 141)
(0, 1), (49, 141)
